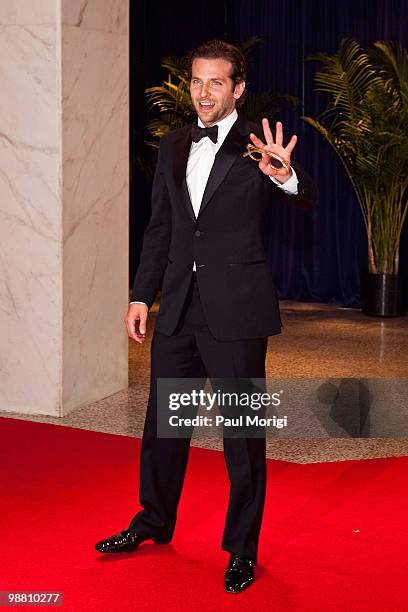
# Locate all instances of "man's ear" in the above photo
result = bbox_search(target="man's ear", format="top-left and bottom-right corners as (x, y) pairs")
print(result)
(233, 80), (246, 100)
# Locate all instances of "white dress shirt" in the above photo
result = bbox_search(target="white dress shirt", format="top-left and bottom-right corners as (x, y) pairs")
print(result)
(130, 110), (298, 304)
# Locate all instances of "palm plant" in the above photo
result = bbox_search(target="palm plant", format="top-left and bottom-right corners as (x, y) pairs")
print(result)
(303, 39), (408, 276)
(144, 54), (193, 145)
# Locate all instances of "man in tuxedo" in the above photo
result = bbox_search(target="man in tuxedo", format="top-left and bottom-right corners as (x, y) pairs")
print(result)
(95, 40), (317, 593)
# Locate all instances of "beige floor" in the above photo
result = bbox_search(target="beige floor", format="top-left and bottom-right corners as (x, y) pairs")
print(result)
(2, 301), (408, 463)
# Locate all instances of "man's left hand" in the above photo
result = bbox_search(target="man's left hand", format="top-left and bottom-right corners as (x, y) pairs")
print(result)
(249, 119), (297, 184)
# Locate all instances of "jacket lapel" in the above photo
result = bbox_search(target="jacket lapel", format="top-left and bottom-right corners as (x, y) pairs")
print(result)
(198, 113), (251, 219)
(172, 114), (252, 222)
(173, 125), (196, 223)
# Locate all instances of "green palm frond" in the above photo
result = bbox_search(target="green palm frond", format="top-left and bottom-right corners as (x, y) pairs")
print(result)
(304, 39), (408, 274)
(160, 55), (190, 83)
(146, 80), (193, 114)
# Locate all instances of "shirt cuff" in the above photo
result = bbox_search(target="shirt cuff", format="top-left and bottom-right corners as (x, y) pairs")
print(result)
(130, 301), (148, 306)
(269, 167), (299, 194)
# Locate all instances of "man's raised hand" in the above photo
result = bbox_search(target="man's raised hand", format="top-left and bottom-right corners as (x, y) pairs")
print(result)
(249, 119), (297, 183)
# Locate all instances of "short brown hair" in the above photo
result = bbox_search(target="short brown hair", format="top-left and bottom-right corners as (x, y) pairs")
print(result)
(187, 39), (247, 106)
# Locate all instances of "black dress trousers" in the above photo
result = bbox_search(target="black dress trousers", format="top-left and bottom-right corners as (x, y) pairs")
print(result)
(129, 273), (268, 561)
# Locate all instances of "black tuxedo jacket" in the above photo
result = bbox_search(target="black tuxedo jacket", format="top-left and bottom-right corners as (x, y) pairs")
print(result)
(131, 113), (318, 341)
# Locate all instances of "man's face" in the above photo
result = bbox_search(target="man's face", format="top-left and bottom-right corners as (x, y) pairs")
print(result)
(190, 58), (245, 127)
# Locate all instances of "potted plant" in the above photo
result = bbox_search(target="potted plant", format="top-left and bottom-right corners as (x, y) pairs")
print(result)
(303, 39), (408, 316)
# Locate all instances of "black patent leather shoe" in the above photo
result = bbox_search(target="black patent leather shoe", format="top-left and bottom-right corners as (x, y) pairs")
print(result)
(95, 529), (169, 553)
(224, 554), (255, 594)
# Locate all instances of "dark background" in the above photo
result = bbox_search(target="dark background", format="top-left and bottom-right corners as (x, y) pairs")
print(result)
(129, 0), (407, 305)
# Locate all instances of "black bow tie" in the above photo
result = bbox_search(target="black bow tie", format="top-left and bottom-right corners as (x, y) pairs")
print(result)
(191, 124), (218, 144)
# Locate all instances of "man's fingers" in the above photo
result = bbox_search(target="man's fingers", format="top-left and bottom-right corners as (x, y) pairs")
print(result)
(125, 317), (141, 342)
(262, 117), (275, 147)
(250, 123), (295, 178)
(133, 317), (146, 343)
(249, 132), (265, 149)
(285, 134), (298, 155)
(138, 312), (147, 336)
(133, 314), (147, 343)
(275, 121), (283, 147)
(124, 305), (148, 344)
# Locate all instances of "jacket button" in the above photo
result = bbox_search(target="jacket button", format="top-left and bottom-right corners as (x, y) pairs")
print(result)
(194, 230), (201, 237)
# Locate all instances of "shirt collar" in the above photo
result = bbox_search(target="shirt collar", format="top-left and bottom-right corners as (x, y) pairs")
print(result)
(197, 109), (238, 146)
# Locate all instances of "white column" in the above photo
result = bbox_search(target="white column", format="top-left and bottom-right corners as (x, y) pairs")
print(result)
(0, 0), (129, 416)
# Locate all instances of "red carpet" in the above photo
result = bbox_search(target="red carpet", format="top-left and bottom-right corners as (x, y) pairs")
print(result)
(0, 417), (407, 611)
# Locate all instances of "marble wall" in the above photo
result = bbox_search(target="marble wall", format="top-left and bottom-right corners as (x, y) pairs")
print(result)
(0, 0), (129, 416)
